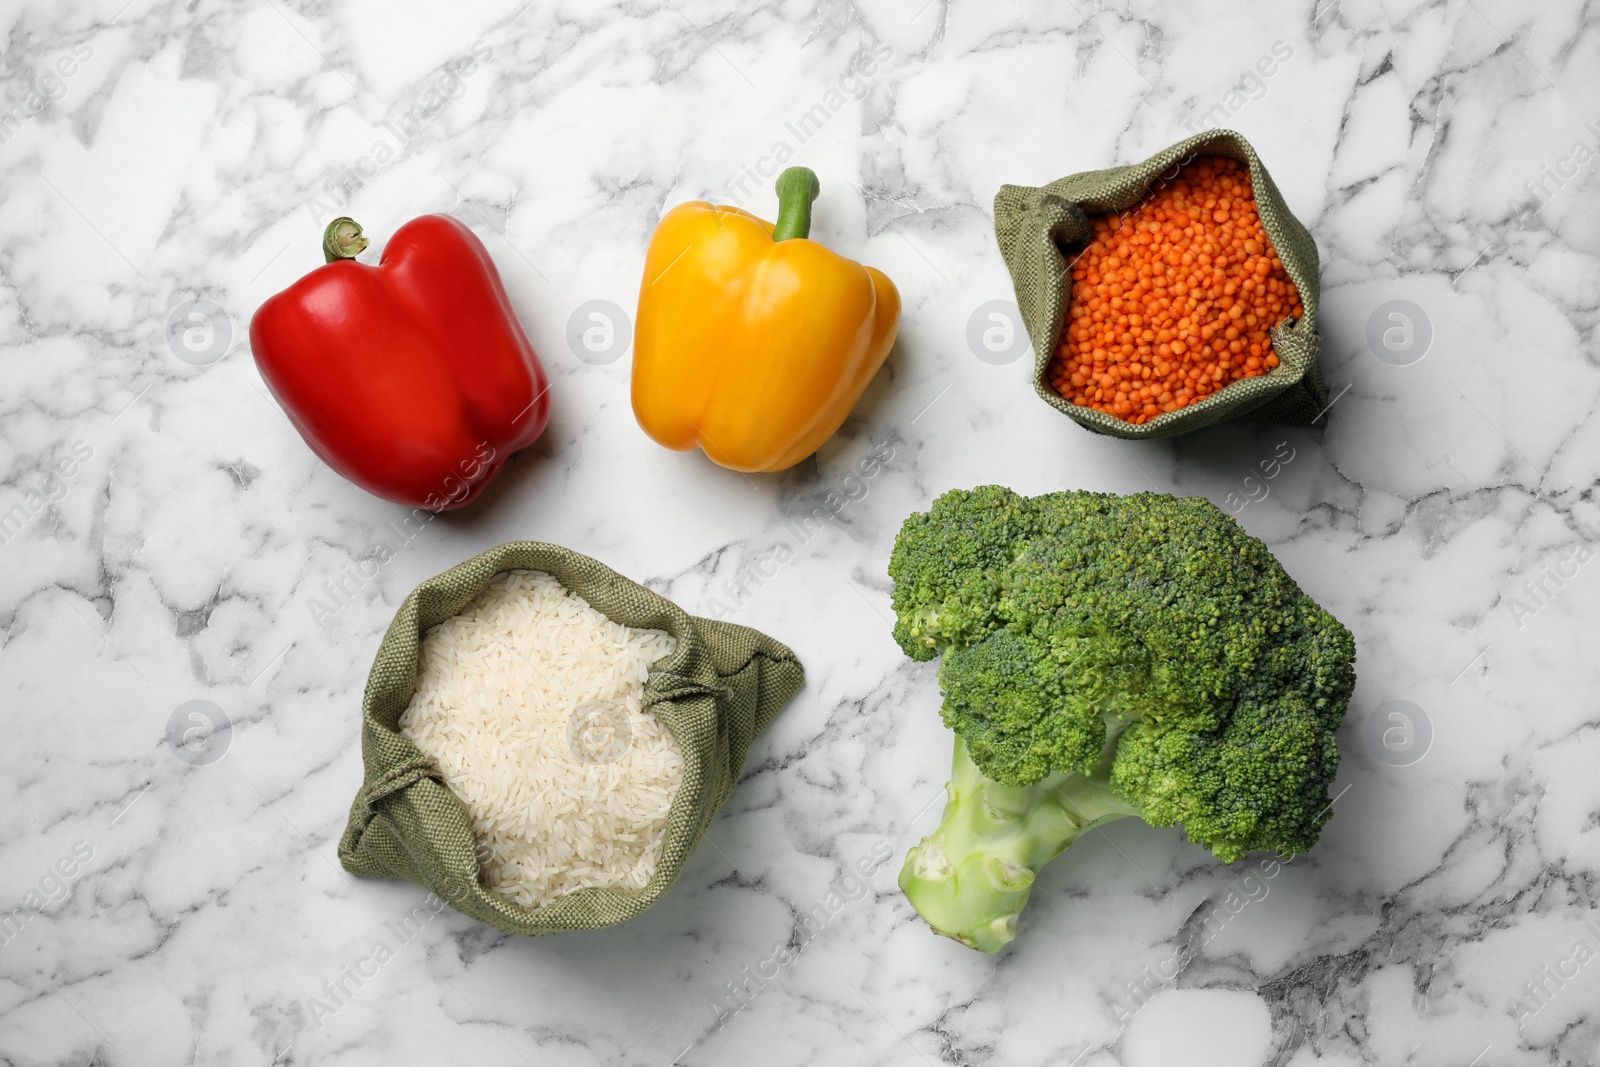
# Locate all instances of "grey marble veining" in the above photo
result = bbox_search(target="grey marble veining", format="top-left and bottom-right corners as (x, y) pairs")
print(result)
(2, 1), (1598, 1065)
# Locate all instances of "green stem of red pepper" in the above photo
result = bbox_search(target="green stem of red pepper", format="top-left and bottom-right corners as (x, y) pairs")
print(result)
(323, 217), (370, 264)
(771, 167), (820, 242)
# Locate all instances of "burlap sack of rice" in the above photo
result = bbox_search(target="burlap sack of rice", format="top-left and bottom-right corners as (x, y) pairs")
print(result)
(337, 541), (805, 935)
(993, 128), (1329, 440)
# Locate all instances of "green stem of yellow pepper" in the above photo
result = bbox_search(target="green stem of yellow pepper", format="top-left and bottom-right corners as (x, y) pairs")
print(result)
(771, 167), (820, 242)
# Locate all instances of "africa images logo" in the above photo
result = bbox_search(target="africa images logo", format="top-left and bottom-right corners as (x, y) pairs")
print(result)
(305, 42), (493, 225)
(0, 41), (93, 147)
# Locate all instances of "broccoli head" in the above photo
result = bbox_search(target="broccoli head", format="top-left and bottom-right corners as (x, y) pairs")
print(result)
(891, 486), (1356, 951)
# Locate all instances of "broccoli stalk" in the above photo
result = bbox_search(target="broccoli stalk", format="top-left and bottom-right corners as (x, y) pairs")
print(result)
(888, 486), (1356, 952)
(901, 737), (1139, 952)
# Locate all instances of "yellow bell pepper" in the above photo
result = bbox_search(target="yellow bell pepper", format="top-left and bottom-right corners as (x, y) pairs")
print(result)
(631, 167), (900, 473)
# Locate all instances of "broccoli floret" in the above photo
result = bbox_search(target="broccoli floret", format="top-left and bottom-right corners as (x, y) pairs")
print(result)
(938, 629), (1110, 786)
(891, 487), (1356, 952)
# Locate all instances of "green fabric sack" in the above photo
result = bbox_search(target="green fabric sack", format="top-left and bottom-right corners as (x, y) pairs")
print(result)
(993, 128), (1328, 440)
(336, 541), (805, 935)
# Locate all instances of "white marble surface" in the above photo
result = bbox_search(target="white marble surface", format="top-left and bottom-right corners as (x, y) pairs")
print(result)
(3, 1), (1599, 1064)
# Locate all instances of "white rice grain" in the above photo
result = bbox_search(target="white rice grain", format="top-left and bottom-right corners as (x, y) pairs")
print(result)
(399, 570), (682, 909)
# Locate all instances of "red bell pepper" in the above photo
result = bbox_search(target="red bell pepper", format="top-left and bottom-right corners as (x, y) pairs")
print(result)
(250, 215), (551, 510)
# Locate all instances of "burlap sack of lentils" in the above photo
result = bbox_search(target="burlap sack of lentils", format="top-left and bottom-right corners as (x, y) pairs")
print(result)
(993, 128), (1328, 440)
(337, 541), (805, 935)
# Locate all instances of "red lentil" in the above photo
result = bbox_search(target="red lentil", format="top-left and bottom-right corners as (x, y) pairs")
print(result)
(1049, 156), (1303, 424)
